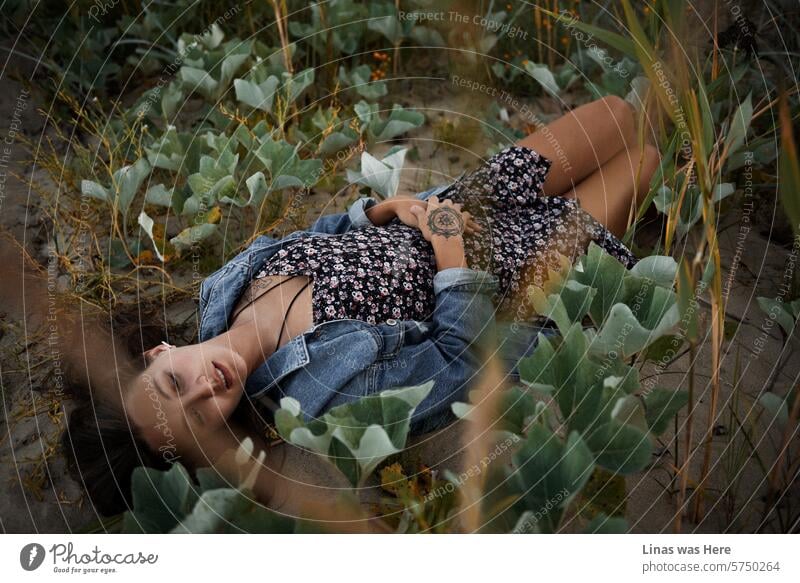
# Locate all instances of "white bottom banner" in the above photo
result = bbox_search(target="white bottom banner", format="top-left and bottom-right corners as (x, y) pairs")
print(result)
(1, 534), (797, 581)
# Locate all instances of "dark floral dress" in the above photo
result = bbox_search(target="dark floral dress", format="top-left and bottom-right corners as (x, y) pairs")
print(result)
(255, 145), (638, 325)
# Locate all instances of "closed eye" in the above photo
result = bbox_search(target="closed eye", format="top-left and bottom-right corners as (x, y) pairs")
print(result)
(168, 372), (181, 396)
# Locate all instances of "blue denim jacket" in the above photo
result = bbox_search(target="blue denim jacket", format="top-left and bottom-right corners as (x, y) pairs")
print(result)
(198, 183), (554, 432)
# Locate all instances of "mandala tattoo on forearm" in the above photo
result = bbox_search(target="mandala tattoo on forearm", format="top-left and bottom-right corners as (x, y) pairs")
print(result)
(427, 207), (464, 238)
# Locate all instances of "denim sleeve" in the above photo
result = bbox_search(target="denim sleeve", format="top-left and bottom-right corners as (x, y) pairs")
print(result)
(378, 266), (498, 432)
(346, 196), (378, 229)
(307, 197), (377, 234)
(432, 266), (495, 294)
(392, 267), (497, 369)
(308, 211), (351, 234)
(424, 267), (498, 359)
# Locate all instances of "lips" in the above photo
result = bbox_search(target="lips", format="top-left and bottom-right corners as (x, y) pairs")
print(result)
(211, 361), (232, 391)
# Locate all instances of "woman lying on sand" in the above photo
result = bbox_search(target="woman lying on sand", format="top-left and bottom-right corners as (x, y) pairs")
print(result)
(63, 95), (659, 514)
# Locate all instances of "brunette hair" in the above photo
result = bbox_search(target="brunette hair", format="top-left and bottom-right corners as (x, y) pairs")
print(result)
(60, 314), (171, 515)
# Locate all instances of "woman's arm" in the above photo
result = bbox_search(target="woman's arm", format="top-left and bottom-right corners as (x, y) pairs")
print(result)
(375, 264), (498, 431)
(364, 197), (423, 227)
(311, 194), (481, 235)
(307, 197), (410, 234)
(409, 195), (472, 269)
(396, 196), (490, 364)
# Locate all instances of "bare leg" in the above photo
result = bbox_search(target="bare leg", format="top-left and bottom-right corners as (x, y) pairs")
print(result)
(564, 143), (661, 237)
(515, 95), (637, 197)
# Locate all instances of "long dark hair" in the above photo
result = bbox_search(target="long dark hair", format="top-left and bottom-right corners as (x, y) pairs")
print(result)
(62, 400), (173, 516)
(60, 313), (171, 515)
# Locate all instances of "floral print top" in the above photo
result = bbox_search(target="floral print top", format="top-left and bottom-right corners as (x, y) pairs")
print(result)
(254, 225), (436, 325)
(255, 145), (638, 325)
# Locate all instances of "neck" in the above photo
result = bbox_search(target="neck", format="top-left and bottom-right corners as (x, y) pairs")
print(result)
(205, 320), (277, 376)
(203, 275), (312, 376)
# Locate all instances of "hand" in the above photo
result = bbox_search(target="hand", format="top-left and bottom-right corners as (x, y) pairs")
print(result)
(409, 196), (472, 270)
(408, 196), (476, 242)
(367, 196), (481, 234)
(390, 197), (427, 229)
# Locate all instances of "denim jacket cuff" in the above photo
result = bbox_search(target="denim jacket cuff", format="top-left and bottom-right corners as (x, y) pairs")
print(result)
(348, 196), (378, 229)
(433, 267), (498, 294)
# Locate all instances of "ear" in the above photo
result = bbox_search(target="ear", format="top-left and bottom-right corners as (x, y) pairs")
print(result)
(143, 343), (172, 365)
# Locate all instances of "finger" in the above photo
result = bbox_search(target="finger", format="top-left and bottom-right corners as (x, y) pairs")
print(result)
(463, 214), (481, 232)
(461, 212), (474, 234)
(428, 196), (439, 206)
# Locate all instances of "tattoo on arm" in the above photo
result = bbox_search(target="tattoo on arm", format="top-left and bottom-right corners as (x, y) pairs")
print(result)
(427, 207), (464, 238)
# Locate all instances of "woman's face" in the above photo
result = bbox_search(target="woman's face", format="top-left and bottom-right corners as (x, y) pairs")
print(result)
(124, 341), (247, 455)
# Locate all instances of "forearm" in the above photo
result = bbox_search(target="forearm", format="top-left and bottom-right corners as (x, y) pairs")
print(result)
(364, 197), (426, 227)
(432, 235), (467, 270)
(365, 196), (468, 269)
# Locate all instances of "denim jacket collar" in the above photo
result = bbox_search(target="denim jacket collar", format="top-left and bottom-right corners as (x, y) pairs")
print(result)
(198, 231), (308, 342)
(250, 332), (308, 393)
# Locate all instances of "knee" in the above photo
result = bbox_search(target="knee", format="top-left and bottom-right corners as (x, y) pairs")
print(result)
(600, 95), (635, 141)
(641, 144), (661, 173)
(636, 144), (661, 196)
(643, 142), (660, 159)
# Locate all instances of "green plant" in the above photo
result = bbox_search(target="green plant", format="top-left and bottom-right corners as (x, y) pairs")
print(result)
(70, 21), (426, 266)
(448, 244), (688, 532)
(275, 383), (434, 487)
(346, 147), (408, 198)
(121, 440), (298, 534)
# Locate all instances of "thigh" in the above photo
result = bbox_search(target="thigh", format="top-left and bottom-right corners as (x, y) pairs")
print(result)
(563, 143), (660, 237)
(516, 96), (636, 197)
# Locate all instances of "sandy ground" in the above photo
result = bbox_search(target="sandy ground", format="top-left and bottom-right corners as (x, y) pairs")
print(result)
(0, 60), (797, 533)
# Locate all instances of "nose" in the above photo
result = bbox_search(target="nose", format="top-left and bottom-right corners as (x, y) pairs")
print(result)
(184, 375), (218, 404)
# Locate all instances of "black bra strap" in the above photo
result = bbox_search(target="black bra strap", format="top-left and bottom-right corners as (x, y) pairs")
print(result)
(232, 274), (294, 321)
(274, 279), (311, 351)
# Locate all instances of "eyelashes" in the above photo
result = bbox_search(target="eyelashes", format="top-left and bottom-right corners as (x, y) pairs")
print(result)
(169, 371), (181, 395)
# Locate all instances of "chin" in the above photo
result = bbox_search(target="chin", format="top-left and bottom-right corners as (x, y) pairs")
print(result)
(228, 350), (248, 387)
